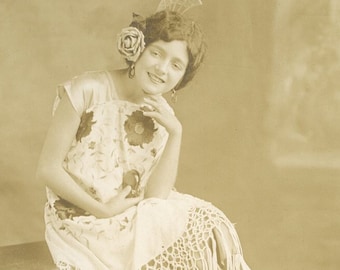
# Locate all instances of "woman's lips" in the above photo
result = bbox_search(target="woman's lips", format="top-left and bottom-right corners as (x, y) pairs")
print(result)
(148, 72), (165, 84)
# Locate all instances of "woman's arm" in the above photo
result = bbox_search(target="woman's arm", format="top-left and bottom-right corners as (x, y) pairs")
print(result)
(37, 94), (142, 218)
(142, 97), (183, 199)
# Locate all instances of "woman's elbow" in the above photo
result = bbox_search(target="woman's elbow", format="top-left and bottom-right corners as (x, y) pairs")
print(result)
(36, 164), (56, 187)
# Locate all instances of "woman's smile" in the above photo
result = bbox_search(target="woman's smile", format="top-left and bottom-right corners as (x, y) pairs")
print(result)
(148, 72), (165, 84)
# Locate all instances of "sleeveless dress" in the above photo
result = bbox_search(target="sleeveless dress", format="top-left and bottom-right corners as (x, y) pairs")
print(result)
(44, 70), (251, 270)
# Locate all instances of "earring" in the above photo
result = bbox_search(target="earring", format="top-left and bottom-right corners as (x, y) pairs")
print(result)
(171, 89), (178, 104)
(128, 63), (135, 79)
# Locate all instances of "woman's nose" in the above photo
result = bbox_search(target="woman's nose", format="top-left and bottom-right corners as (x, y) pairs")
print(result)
(155, 61), (168, 75)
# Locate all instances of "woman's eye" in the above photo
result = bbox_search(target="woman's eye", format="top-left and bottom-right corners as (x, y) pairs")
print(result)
(172, 62), (183, 70)
(151, 50), (160, 57)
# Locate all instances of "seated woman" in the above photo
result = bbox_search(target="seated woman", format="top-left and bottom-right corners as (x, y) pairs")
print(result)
(37, 5), (251, 270)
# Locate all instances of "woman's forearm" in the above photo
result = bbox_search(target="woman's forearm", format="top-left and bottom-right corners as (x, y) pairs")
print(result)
(37, 93), (110, 217)
(144, 131), (182, 199)
(37, 166), (107, 217)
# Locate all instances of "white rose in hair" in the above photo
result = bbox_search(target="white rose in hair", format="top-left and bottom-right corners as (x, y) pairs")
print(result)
(117, 27), (145, 62)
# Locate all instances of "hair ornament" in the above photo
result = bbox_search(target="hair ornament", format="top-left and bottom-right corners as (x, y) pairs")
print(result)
(117, 26), (145, 62)
(156, 0), (203, 14)
(131, 12), (146, 31)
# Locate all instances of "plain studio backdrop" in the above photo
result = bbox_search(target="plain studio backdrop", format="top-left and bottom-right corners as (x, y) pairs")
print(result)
(1, 0), (340, 269)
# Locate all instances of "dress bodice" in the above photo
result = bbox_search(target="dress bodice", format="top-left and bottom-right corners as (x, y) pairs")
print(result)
(50, 70), (170, 203)
(64, 100), (168, 203)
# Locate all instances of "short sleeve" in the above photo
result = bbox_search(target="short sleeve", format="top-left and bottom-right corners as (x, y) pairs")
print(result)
(52, 71), (112, 117)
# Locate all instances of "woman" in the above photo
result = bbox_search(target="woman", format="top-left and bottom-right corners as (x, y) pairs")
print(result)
(37, 9), (251, 270)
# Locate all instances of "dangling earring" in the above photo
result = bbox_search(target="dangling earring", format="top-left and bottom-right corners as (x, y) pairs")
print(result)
(128, 63), (135, 79)
(171, 89), (178, 104)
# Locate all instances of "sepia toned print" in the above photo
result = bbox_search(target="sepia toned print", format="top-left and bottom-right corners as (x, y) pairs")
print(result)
(1, 1), (340, 270)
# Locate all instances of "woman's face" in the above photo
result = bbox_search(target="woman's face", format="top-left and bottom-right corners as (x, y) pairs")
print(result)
(134, 40), (189, 96)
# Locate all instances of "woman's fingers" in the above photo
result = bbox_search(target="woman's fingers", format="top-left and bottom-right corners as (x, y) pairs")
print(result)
(120, 186), (144, 201)
(120, 185), (132, 198)
(142, 110), (160, 118)
(143, 97), (163, 112)
(105, 186), (143, 216)
(142, 98), (169, 119)
(126, 193), (144, 206)
(141, 97), (182, 135)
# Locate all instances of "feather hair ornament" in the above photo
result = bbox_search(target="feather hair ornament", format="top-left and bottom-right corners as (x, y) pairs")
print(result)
(156, 0), (203, 14)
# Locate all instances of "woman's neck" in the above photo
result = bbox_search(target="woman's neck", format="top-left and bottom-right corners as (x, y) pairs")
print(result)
(113, 69), (145, 104)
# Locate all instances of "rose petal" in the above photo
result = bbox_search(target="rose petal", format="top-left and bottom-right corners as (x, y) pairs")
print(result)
(124, 38), (132, 48)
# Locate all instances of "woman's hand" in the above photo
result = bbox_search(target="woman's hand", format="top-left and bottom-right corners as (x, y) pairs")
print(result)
(98, 186), (144, 218)
(140, 96), (182, 199)
(142, 96), (182, 136)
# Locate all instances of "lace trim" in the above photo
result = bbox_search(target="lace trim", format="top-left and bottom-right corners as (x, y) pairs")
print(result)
(140, 206), (248, 270)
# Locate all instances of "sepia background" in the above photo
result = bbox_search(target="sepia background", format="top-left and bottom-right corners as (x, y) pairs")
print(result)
(1, 0), (339, 269)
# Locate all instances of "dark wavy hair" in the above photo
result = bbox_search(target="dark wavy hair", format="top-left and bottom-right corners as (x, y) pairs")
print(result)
(130, 10), (206, 90)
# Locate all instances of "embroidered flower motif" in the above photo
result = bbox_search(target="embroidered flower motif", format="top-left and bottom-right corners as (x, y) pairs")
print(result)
(119, 217), (130, 231)
(122, 169), (141, 198)
(54, 198), (90, 220)
(117, 27), (145, 62)
(76, 111), (96, 142)
(88, 141), (96, 150)
(151, 148), (157, 157)
(124, 110), (157, 147)
(88, 187), (100, 201)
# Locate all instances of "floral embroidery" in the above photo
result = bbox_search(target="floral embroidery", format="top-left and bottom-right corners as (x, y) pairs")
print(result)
(119, 217), (130, 231)
(151, 148), (157, 157)
(122, 169), (141, 198)
(88, 141), (96, 149)
(124, 110), (157, 147)
(88, 187), (100, 201)
(54, 198), (90, 220)
(76, 111), (96, 142)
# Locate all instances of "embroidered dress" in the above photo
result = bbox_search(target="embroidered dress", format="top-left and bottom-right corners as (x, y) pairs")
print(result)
(44, 70), (251, 270)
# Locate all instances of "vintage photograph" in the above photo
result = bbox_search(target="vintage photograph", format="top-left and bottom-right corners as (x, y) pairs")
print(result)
(1, 0), (339, 269)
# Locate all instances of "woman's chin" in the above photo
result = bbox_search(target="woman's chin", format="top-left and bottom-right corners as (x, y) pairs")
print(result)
(142, 89), (161, 97)
(142, 85), (171, 96)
